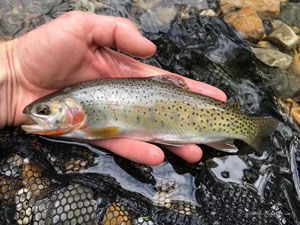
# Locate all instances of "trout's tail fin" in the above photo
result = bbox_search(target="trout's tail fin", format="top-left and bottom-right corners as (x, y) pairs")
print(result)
(245, 117), (278, 154)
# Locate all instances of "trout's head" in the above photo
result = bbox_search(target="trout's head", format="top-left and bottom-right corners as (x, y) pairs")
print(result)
(21, 96), (86, 135)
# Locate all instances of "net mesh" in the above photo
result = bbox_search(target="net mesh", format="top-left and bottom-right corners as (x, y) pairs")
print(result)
(0, 127), (299, 225)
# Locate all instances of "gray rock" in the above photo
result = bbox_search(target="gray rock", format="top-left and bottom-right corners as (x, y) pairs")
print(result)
(279, 2), (300, 28)
(251, 47), (292, 69)
(140, 6), (177, 33)
(267, 21), (299, 50)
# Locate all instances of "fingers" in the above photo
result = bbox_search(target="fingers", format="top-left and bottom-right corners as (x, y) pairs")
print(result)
(176, 76), (227, 102)
(83, 12), (156, 58)
(91, 137), (203, 165)
(165, 144), (203, 163)
(90, 138), (164, 165)
(91, 138), (202, 165)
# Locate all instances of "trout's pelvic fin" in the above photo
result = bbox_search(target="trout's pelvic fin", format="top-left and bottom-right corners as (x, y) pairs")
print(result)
(150, 138), (184, 147)
(82, 127), (120, 138)
(205, 139), (239, 153)
(149, 75), (189, 90)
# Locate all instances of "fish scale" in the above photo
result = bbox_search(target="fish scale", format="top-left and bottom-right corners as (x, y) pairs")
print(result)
(22, 76), (278, 153)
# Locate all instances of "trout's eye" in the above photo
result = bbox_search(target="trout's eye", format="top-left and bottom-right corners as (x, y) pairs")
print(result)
(36, 105), (51, 115)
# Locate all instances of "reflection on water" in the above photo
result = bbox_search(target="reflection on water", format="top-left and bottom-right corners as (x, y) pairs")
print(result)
(210, 155), (248, 184)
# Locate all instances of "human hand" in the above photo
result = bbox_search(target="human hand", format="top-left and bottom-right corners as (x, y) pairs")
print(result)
(0, 11), (226, 165)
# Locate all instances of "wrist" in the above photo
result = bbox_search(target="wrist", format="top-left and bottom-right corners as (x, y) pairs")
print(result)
(0, 39), (20, 128)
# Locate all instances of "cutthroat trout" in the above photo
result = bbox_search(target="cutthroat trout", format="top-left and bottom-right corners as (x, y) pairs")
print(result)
(21, 75), (278, 153)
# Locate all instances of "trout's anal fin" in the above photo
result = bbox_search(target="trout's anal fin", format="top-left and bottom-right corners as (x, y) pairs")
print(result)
(82, 127), (120, 139)
(205, 139), (239, 153)
(150, 75), (189, 90)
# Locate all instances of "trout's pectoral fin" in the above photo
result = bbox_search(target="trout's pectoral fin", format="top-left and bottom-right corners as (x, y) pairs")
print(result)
(149, 75), (189, 90)
(205, 139), (239, 153)
(81, 127), (120, 139)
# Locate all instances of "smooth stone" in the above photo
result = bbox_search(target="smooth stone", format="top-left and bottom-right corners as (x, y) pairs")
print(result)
(220, 0), (280, 20)
(251, 47), (292, 69)
(271, 19), (284, 29)
(289, 49), (300, 77)
(200, 9), (216, 17)
(286, 98), (300, 126)
(293, 26), (300, 34)
(268, 21), (299, 49)
(156, 6), (177, 24)
(256, 40), (277, 50)
(133, 0), (162, 11)
(139, 5), (177, 33)
(279, 2), (300, 28)
(223, 7), (264, 42)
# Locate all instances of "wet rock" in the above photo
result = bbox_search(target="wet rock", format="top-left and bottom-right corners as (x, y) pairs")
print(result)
(267, 21), (299, 49)
(286, 98), (300, 126)
(140, 5), (177, 33)
(289, 48), (300, 77)
(279, 2), (300, 28)
(134, 0), (163, 11)
(223, 7), (264, 42)
(200, 9), (216, 17)
(293, 26), (300, 34)
(220, 0), (280, 20)
(251, 47), (292, 69)
(135, 0), (208, 12)
(271, 19), (284, 29)
(156, 6), (177, 24)
(256, 40), (277, 50)
(0, 0), (65, 39)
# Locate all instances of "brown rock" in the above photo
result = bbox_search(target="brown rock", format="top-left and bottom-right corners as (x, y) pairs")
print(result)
(256, 40), (277, 49)
(289, 49), (300, 77)
(223, 7), (264, 42)
(220, 0), (280, 20)
(286, 98), (300, 126)
(293, 26), (300, 34)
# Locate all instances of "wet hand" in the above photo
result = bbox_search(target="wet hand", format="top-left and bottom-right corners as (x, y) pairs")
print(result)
(2, 11), (227, 165)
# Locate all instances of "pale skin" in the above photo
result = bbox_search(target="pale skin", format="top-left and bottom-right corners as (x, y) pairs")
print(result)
(0, 11), (227, 165)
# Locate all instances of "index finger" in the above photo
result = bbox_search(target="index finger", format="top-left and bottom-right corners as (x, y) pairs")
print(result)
(88, 13), (157, 58)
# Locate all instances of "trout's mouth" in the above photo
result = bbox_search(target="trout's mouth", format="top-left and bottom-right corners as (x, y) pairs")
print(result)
(21, 114), (65, 135)
(21, 123), (66, 135)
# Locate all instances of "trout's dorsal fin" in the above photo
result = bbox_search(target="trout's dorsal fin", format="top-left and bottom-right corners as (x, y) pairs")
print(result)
(82, 127), (120, 138)
(205, 139), (239, 153)
(149, 75), (189, 90)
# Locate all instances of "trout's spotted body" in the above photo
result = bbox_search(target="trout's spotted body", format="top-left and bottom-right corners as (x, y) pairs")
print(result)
(22, 76), (278, 153)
